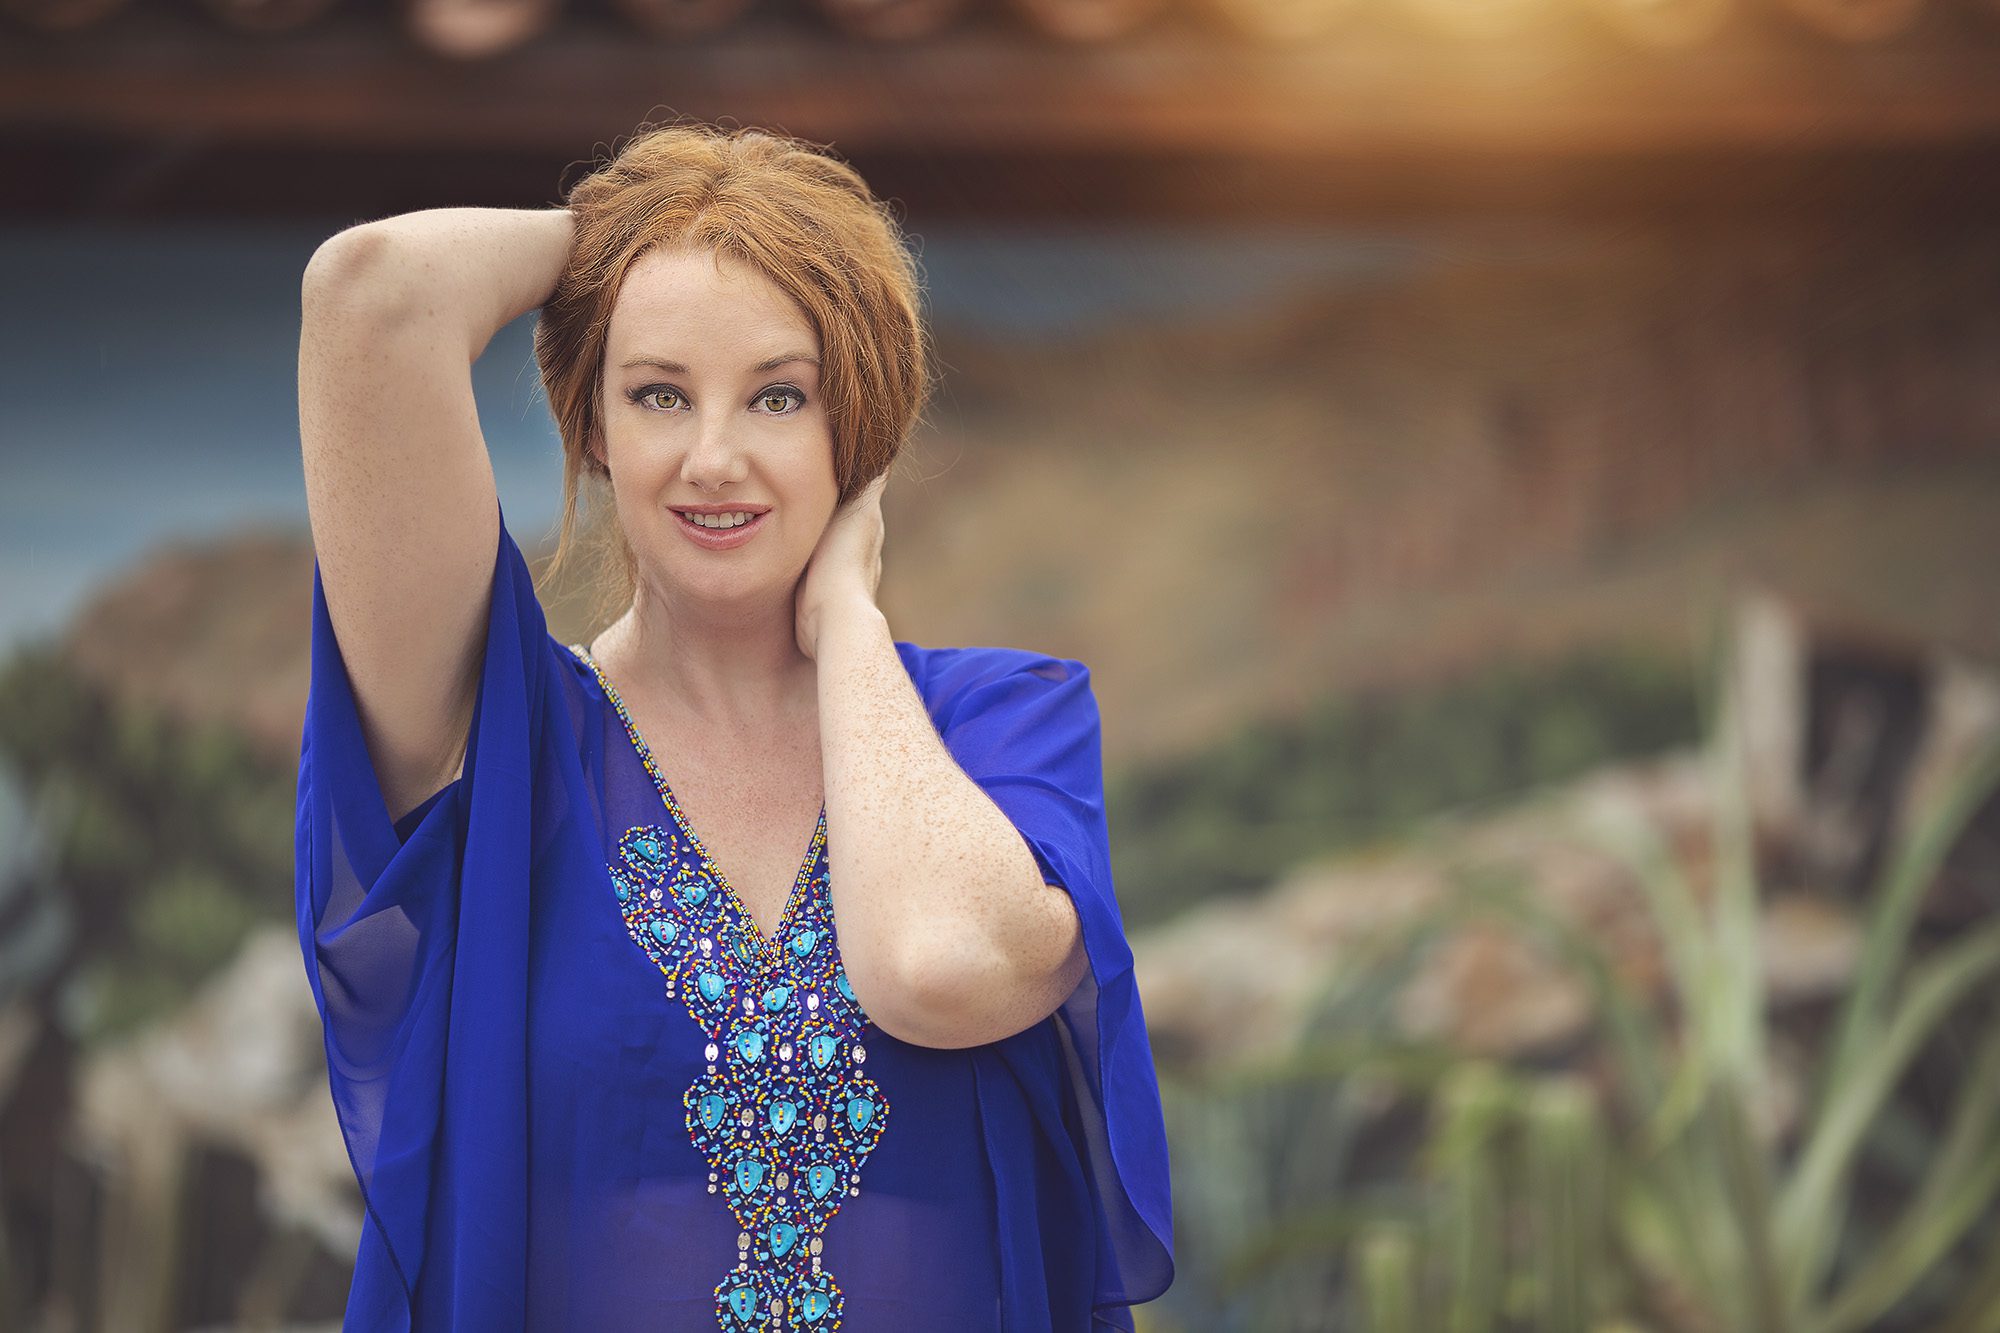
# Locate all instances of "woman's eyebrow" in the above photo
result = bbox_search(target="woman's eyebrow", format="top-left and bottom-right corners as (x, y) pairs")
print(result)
(618, 352), (821, 373)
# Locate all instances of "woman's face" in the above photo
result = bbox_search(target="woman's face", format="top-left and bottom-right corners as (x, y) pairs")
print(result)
(595, 244), (838, 608)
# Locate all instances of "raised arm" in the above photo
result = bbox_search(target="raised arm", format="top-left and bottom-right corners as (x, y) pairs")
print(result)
(298, 206), (573, 825)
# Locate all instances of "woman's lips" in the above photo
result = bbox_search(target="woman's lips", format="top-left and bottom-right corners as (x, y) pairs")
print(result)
(674, 509), (767, 550)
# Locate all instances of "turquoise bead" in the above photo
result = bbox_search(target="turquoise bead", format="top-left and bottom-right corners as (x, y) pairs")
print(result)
(809, 1034), (839, 1068)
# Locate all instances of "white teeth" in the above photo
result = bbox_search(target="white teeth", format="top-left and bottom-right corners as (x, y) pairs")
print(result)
(681, 511), (755, 529)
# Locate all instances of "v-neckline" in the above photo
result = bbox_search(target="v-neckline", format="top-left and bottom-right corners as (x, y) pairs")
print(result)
(568, 643), (825, 948)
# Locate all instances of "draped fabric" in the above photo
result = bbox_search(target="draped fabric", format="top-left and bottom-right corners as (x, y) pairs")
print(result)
(294, 496), (1175, 1331)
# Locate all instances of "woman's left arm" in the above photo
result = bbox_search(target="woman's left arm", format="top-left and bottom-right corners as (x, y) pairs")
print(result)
(799, 478), (1090, 1050)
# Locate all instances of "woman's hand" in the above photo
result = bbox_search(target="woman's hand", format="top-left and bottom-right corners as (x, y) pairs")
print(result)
(795, 472), (889, 659)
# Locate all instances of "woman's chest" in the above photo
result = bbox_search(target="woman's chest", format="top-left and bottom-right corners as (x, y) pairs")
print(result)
(581, 660), (826, 943)
(534, 692), (878, 1165)
(655, 775), (826, 942)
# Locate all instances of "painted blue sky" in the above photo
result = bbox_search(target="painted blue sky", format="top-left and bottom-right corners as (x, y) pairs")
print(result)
(0, 218), (1438, 657)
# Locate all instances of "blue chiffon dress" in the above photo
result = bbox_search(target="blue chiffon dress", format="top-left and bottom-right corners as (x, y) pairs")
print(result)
(293, 498), (1176, 1332)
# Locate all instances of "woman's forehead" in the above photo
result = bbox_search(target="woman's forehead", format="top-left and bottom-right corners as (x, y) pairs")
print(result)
(608, 248), (817, 357)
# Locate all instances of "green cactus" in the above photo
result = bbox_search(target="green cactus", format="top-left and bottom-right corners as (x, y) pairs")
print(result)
(1428, 1062), (1508, 1333)
(1522, 1075), (1608, 1333)
(1356, 1222), (1420, 1333)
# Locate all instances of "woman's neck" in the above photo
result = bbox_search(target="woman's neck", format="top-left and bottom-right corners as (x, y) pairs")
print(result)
(591, 589), (816, 732)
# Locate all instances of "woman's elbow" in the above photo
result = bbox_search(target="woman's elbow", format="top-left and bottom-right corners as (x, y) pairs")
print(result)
(302, 224), (416, 325)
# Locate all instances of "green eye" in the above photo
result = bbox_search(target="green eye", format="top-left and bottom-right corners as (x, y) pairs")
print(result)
(759, 387), (805, 414)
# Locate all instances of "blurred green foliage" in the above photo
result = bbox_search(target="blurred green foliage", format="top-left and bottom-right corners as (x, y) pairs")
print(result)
(1106, 648), (1698, 929)
(0, 643), (294, 1048)
(1146, 625), (2000, 1333)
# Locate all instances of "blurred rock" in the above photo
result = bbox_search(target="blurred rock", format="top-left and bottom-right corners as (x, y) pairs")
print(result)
(1135, 752), (1703, 1071)
(72, 926), (358, 1325)
(60, 529), (315, 765)
(76, 926), (358, 1251)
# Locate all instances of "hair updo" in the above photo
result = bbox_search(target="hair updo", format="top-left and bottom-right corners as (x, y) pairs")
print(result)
(533, 121), (931, 620)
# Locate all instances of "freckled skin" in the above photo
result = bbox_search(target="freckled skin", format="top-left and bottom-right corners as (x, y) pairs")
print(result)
(806, 560), (1089, 1052)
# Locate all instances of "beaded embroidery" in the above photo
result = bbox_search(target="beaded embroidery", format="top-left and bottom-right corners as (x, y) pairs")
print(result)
(568, 644), (888, 1332)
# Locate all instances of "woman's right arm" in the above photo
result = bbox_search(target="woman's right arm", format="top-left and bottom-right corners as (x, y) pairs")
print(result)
(298, 206), (574, 826)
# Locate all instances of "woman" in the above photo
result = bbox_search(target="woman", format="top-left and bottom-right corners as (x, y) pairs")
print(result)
(295, 122), (1174, 1331)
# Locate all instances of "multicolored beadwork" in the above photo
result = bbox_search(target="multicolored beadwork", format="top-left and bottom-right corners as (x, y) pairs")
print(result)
(569, 644), (888, 1332)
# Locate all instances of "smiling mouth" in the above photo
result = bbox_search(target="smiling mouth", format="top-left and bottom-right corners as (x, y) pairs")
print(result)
(676, 510), (764, 531)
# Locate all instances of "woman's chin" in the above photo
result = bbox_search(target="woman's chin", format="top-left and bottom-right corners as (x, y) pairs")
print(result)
(647, 551), (806, 608)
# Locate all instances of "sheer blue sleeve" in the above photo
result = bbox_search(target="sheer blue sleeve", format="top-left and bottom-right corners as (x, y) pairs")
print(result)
(928, 648), (1176, 1328)
(293, 495), (550, 1331)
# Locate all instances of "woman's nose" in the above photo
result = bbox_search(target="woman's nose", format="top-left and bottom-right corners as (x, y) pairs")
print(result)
(681, 418), (750, 488)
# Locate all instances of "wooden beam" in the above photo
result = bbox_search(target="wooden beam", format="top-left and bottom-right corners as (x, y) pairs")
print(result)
(2, 18), (1999, 158)
(5, 130), (2000, 222)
